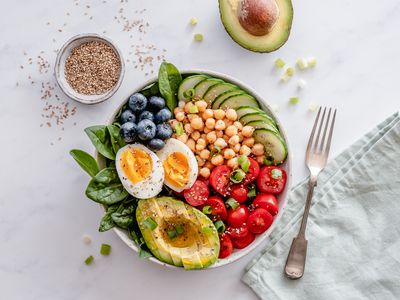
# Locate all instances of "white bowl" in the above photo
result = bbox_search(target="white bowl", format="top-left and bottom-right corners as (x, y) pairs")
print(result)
(55, 33), (125, 105)
(98, 70), (292, 269)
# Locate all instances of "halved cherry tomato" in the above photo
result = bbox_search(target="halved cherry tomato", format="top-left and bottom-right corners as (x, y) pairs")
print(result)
(229, 185), (248, 204)
(219, 233), (233, 258)
(184, 180), (209, 206)
(231, 232), (255, 249)
(227, 205), (249, 227)
(226, 225), (249, 239)
(247, 208), (273, 234)
(210, 165), (232, 196)
(252, 193), (279, 216)
(199, 196), (227, 221)
(257, 166), (287, 194)
(243, 157), (260, 184)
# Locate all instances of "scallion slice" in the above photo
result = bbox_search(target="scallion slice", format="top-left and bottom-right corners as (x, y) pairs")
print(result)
(238, 154), (250, 172)
(308, 57), (317, 67)
(274, 58), (285, 68)
(308, 102), (318, 112)
(226, 198), (239, 210)
(194, 33), (203, 41)
(190, 17), (198, 26)
(289, 97), (299, 104)
(85, 255), (94, 265)
(100, 244), (111, 256)
(183, 88), (195, 99)
(214, 220), (226, 234)
(167, 228), (177, 239)
(175, 224), (184, 235)
(285, 67), (294, 76)
(264, 156), (274, 166)
(189, 105), (199, 114)
(296, 58), (308, 70)
(230, 168), (246, 183)
(211, 145), (221, 157)
(144, 217), (158, 230)
(174, 122), (184, 136)
(202, 205), (212, 214)
(271, 169), (282, 180)
(248, 188), (256, 198)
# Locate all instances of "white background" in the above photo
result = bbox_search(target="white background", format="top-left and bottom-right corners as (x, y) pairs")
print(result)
(1, 0), (399, 299)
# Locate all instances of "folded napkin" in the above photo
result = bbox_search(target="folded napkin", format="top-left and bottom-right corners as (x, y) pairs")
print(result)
(242, 112), (400, 300)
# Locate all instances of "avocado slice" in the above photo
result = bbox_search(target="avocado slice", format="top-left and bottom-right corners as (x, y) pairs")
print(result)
(136, 197), (220, 270)
(218, 0), (293, 53)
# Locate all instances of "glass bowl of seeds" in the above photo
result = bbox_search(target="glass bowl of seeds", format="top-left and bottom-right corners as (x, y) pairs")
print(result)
(55, 33), (125, 105)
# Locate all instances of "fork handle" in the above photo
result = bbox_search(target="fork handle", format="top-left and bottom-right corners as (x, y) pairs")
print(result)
(298, 178), (317, 235)
(285, 236), (308, 279)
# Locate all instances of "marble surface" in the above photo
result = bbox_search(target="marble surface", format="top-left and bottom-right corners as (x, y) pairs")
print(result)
(1, 0), (399, 299)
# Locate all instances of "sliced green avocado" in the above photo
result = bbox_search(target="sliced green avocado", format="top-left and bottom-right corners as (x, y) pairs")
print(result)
(218, 0), (293, 53)
(136, 197), (220, 270)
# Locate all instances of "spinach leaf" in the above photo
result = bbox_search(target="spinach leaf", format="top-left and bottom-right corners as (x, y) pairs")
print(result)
(139, 247), (153, 258)
(93, 167), (119, 184)
(141, 82), (160, 98)
(99, 204), (119, 232)
(128, 228), (140, 244)
(107, 124), (126, 154)
(84, 126), (115, 160)
(111, 202), (136, 229)
(69, 149), (100, 177)
(158, 62), (182, 111)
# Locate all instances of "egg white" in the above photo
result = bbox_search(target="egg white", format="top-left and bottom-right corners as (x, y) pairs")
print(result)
(116, 144), (164, 199)
(156, 138), (198, 192)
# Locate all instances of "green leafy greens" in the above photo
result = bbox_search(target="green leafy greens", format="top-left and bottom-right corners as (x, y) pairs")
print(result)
(158, 62), (182, 111)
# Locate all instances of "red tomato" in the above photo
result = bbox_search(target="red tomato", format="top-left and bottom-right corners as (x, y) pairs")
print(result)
(257, 166), (287, 194)
(247, 208), (273, 234)
(210, 165), (232, 196)
(219, 233), (233, 258)
(200, 196), (228, 221)
(227, 205), (249, 227)
(184, 180), (209, 206)
(243, 157), (260, 184)
(226, 225), (249, 239)
(252, 193), (279, 216)
(231, 232), (255, 249)
(229, 185), (248, 203)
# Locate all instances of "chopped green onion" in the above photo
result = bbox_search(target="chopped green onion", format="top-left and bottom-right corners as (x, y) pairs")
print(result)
(211, 145), (221, 157)
(297, 79), (307, 89)
(100, 244), (111, 256)
(201, 226), (213, 234)
(194, 33), (203, 41)
(271, 169), (282, 180)
(183, 88), (195, 99)
(84, 255), (94, 265)
(174, 122), (184, 136)
(296, 58), (308, 70)
(226, 198), (239, 210)
(274, 58), (285, 68)
(264, 156), (274, 166)
(167, 228), (177, 239)
(248, 188), (256, 198)
(289, 97), (299, 104)
(190, 17), (198, 26)
(202, 205), (212, 214)
(230, 168), (246, 183)
(280, 74), (290, 82)
(143, 217), (158, 230)
(285, 67), (294, 76)
(175, 224), (184, 235)
(238, 154), (250, 172)
(214, 220), (226, 234)
(189, 105), (199, 114)
(308, 57), (317, 67)
(308, 102), (318, 112)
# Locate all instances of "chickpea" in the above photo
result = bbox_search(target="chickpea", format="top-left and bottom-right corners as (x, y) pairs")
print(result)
(178, 100), (186, 108)
(169, 119), (179, 129)
(184, 102), (196, 114)
(191, 131), (200, 141)
(216, 130), (224, 138)
(199, 149), (211, 160)
(205, 161), (214, 170)
(233, 143), (241, 153)
(228, 134), (240, 146)
(225, 125), (238, 137)
(256, 155), (266, 165)
(205, 118), (216, 129)
(175, 111), (185, 122)
(187, 138), (196, 152)
(240, 145), (252, 156)
(233, 121), (243, 131)
(200, 133), (207, 140)
(197, 138), (206, 146)
(187, 114), (198, 122)
(238, 132), (244, 142)
(214, 109), (226, 120)
(196, 156), (205, 167)
(174, 107), (184, 116)
(196, 143), (205, 151)
(224, 118), (234, 127)
(204, 127), (212, 134)
(252, 143), (265, 156)
(226, 109), (238, 121)
(202, 109), (214, 120)
(190, 117), (204, 130)
(199, 167), (211, 179)
(215, 119), (226, 131)
(243, 137), (255, 148)
(211, 154), (224, 166)
(215, 138), (227, 149)
(195, 100), (207, 112)
(206, 131), (217, 143)
(227, 157), (239, 169)
(242, 125), (255, 137)
(177, 133), (188, 143)
(223, 148), (235, 160)
(223, 135), (229, 142)
(184, 123), (193, 135)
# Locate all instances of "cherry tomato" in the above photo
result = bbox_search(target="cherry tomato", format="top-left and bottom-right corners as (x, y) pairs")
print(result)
(247, 208), (273, 234)
(229, 185), (248, 203)
(184, 180), (209, 206)
(243, 157), (260, 184)
(231, 232), (255, 249)
(200, 196), (228, 221)
(257, 166), (287, 194)
(210, 165), (232, 196)
(252, 193), (279, 216)
(226, 225), (249, 239)
(227, 205), (249, 227)
(219, 233), (233, 258)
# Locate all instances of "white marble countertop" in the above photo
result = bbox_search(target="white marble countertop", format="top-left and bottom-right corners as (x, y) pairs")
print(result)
(1, 0), (399, 299)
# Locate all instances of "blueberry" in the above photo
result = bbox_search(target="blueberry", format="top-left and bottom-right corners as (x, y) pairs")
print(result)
(155, 108), (172, 123)
(156, 123), (173, 140)
(128, 93), (147, 113)
(148, 139), (165, 150)
(137, 119), (156, 141)
(119, 122), (137, 143)
(149, 96), (165, 111)
(120, 109), (136, 124)
(138, 110), (154, 122)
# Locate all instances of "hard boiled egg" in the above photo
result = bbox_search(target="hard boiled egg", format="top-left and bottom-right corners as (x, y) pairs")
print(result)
(116, 144), (164, 199)
(156, 138), (198, 192)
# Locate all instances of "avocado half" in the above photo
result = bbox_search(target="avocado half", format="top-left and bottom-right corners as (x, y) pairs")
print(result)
(218, 0), (293, 53)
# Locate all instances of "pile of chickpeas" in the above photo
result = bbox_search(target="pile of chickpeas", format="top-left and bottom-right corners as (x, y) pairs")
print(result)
(169, 100), (266, 179)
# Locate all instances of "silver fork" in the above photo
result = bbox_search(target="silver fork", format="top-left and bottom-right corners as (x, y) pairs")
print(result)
(284, 107), (337, 279)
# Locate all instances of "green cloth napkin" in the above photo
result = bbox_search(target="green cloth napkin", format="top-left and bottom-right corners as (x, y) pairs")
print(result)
(242, 112), (400, 300)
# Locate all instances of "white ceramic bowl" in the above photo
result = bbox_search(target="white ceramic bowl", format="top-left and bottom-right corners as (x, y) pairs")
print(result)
(55, 33), (125, 105)
(98, 70), (292, 269)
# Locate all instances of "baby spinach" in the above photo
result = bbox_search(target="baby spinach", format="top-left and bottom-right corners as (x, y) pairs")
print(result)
(69, 149), (100, 178)
(107, 124), (126, 154)
(85, 126), (115, 160)
(99, 204), (119, 232)
(158, 62), (182, 111)
(141, 82), (160, 98)
(111, 203), (135, 229)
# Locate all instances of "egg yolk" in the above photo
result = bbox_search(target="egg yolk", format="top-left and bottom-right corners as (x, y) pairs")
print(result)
(120, 148), (152, 184)
(163, 152), (189, 188)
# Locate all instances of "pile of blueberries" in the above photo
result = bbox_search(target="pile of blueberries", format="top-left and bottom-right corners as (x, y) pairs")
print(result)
(119, 93), (173, 150)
